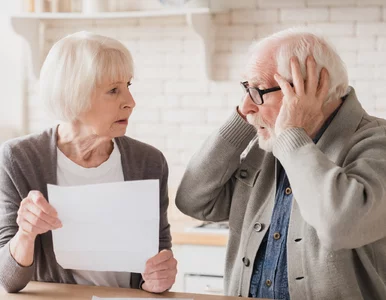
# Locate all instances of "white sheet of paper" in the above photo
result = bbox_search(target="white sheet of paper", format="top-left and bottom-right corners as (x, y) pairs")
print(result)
(47, 180), (159, 273)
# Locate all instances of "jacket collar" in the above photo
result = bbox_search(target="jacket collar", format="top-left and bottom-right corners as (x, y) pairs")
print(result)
(316, 87), (364, 163)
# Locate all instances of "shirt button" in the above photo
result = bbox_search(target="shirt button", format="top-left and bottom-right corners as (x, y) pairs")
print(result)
(253, 222), (263, 232)
(242, 257), (250, 267)
(273, 232), (281, 240)
(265, 279), (272, 287)
(285, 187), (292, 195)
(240, 169), (248, 179)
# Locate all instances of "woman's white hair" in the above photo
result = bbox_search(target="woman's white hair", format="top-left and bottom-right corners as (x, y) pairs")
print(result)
(40, 31), (134, 122)
(248, 27), (349, 102)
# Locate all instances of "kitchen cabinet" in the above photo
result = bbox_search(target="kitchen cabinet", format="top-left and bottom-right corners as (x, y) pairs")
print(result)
(185, 274), (224, 295)
(171, 244), (227, 295)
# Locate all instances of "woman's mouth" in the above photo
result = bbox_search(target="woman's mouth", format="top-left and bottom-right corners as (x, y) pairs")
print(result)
(115, 119), (128, 125)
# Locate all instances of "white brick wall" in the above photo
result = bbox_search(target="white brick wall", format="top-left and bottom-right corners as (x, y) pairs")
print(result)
(27, 0), (386, 215)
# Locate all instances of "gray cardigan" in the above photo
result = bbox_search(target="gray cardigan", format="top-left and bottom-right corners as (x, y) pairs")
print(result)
(176, 88), (386, 300)
(0, 127), (172, 293)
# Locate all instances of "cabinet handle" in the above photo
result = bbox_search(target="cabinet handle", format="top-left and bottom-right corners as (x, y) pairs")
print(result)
(204, 285), (223, 294)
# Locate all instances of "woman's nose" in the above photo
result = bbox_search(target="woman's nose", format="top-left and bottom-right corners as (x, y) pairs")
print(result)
(122, 91), (136, 109)
(239, 93), (259, 116)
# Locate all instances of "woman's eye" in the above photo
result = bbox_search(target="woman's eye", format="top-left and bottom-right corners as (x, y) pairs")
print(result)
(127, 82), (132, 89)
(109, 88), (118, 94)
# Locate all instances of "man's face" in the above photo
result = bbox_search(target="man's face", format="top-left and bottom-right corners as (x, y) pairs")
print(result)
(239, 49), (284, 152)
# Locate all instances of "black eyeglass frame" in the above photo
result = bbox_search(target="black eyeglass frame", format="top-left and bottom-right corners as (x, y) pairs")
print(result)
(240, 81), (294, 105)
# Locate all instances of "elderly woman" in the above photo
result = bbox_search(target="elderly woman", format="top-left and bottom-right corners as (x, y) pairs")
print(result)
(0, 32), (176, 293)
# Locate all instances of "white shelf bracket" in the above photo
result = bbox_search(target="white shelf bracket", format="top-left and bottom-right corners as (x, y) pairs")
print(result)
(11, 17), (42, 79)
(186, 13), (215, 80)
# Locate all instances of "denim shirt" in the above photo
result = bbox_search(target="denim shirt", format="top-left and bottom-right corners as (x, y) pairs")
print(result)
(249, 104), (343, 300)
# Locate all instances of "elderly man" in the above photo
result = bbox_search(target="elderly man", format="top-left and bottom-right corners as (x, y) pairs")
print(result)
(176, 28), (386, 300)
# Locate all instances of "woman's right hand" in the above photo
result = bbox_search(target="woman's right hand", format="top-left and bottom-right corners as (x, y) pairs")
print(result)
(17, 190), (62, 240)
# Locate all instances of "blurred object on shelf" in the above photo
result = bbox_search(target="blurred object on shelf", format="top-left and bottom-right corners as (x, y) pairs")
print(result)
(51, 0), (58, 12)
(34, 0), (44, 12)
(159, 0), (191, 8)
(59, 0), (72, 12)
(23, 0), (35, 12)
(82, 0), (108, 13)
(159, 0), (211, 8)
(70, 0), (81, 12)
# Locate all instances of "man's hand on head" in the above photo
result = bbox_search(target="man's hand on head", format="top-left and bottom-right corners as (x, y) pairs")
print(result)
(273, 55), (330, 138)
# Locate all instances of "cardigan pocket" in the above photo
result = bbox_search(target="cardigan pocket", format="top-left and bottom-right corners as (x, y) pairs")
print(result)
(235, 164), (261, 187)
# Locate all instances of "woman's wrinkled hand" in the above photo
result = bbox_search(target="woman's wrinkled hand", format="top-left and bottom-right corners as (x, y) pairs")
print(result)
(141, 249), (178, 293)
(17, 190), (62, 240)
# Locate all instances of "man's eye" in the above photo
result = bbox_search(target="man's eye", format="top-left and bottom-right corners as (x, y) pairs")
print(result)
(109, 88), (118, 94)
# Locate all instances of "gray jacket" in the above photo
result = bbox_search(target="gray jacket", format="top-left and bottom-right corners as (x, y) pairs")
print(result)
(0, 126), (171, 293)
(176, 88), (386, 299)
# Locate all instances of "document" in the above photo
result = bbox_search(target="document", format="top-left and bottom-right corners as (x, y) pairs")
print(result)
(47, 180), (159, 273)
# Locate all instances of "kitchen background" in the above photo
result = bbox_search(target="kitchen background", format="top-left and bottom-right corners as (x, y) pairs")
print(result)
(1, 0), (386, 295)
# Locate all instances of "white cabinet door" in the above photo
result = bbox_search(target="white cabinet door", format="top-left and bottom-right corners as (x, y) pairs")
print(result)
(178, 244), (226, 276)
(184, 275), (224, 295)
(171, 244), (226, 293)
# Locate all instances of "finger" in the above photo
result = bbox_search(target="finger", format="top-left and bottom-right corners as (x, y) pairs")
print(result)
(146, 250), (173, 267)
(29, 191), (58, 217)
(18, 214), (49, 235)
(316, 68), (330, 101)
(26, 204), (62, 228)
(274, 73), (295, 98)
(142, 279), (174, 293)
(143, 269), (174, 281)
(20, 210), (54, 233)
(290, 56), (305, 95)
(305, 56), (318, 95)
(145, 257), (177, 275)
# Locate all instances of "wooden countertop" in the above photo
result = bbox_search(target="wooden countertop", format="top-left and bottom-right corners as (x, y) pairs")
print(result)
(0, 281), (256, 300)
(170, 221), (229, 247)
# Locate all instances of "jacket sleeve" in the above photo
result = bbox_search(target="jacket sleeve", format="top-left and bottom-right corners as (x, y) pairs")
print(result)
(159, 154), (172, 251)
(175, 110), (256, 222)
(0, 143), (34, 293)
(273, 126), (386, 251)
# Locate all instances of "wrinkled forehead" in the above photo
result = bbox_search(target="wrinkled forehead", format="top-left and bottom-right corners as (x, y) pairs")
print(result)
(243, 43), (278, 86)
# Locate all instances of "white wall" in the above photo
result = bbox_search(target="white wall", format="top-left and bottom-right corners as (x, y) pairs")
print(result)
(0, 1), (24, 140)
(17, 0), (386, 218)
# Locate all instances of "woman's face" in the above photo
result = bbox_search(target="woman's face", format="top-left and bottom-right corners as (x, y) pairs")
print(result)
(78, 78), (135, 138)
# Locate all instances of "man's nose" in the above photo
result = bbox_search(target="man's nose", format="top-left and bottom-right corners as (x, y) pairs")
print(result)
(239, 93), (259, 116)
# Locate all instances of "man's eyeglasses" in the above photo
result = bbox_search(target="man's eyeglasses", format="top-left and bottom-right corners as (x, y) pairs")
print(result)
(240, 81), (294, 105)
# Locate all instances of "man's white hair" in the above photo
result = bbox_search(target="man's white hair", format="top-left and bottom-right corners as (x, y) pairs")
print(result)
(248, 27), (349, 102)
(40, 31), (134, 122)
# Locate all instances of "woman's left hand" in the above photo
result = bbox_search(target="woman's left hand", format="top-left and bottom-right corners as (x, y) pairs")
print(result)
(141, 249), (177, 293)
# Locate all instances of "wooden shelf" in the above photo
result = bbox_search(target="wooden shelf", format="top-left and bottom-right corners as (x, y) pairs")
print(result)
(11, 7), (227, 79)
(13, 8), (219, 19)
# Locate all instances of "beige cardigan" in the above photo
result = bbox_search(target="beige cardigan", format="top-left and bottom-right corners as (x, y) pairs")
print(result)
(176, 88), (386, 299)
(0, 128), (171, 293)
